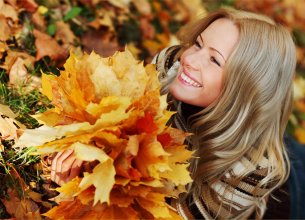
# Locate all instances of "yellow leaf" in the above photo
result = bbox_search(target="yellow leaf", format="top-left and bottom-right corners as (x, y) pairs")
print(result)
(41, 73), (53, 101)
(73, 143), (115, 205)
(136, 192), (171, 218)
(86, 96), (131, 118)
(54, 177), (82, 203)
(160, 163), (192, 186)
(79, 160), (115, 205)
(135, 137), (171, 178)
(73, 142), (110, 163)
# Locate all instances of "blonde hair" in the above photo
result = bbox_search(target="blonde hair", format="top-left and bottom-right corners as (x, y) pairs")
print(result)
(169, 8), (296, 218)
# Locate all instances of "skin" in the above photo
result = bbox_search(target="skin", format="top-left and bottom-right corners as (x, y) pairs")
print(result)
(51, 18), (240, 186)
(169, 18), (239, 107)
(51, 149), (97, 186)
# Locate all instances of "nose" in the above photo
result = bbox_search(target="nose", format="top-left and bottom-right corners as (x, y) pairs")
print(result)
(182, 48), (206, 71)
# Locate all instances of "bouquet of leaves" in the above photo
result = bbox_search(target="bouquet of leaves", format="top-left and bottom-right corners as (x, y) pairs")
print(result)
(15, 48), (192, 219)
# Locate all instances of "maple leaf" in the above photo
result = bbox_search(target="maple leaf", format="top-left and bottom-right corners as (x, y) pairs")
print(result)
(55, 21), (76, 48)
(0, 16), (11, 41)
(81, 30), (120, 57)
(136, 192), (171, 218)
(17, 48), (192, 219)
(18, 0), (38, 12)
(74, 142), (116, 205)
(0, 1), (18, 21)
(0, 104), (24, 141)
(33, 29), (68, 61)
(1, 188), (41, 220)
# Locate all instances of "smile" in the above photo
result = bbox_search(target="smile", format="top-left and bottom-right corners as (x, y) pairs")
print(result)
(179, 71), (203, 88)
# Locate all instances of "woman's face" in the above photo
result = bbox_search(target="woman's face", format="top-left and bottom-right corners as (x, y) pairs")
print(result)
(169, 18), (239, 107)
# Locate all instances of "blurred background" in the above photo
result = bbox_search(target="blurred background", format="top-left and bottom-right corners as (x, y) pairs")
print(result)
(1, 0), (305, 218)
(1, 0), (305, 142)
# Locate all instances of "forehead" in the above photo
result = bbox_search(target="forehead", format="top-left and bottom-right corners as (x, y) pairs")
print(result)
(199, 18), (239, 59)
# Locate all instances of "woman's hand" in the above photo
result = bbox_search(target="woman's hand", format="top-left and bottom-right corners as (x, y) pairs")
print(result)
(51, 149), (83, 186)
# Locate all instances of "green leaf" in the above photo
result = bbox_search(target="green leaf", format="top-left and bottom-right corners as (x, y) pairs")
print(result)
(47, 23), (56, 36)
(64, 7), (82, 21)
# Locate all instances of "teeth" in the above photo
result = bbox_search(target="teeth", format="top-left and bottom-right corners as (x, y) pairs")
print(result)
(180, 72), (202, 87)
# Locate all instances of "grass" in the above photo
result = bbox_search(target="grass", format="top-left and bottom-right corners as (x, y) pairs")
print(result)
(0, 70), (52, 217)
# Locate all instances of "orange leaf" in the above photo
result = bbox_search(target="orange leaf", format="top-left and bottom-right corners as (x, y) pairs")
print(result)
(33, 29), (68, 61)
(0, 16), (11, 41)
(157, 133), (172, 147)
(18, 0), (38, 12)
(135, 112), (158, 134)
(1, 188), (41, 220)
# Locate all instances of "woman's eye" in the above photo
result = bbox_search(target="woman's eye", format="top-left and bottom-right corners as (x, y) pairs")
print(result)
(194, 41), (201, 48)
(211, 56), (221, 67)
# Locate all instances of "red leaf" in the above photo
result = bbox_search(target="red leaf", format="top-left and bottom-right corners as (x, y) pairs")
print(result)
(157, 133), (172, 147)
(135, 112), (157, 134)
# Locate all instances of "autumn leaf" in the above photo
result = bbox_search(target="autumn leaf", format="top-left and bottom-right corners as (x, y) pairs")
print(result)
(18, 0), (38, 12)
(0, 15), (11, 41)
(55, 21), (77, 49)
(17, 49), (192, 219)
(0, 1), (18, 21)
(33, 29), (68, 61)
(0, 104), (24, 141)
(1, 188), (41, 220)
(73, 142), (116, 205)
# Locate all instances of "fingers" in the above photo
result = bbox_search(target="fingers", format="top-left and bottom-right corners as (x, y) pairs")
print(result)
(68, 159), (83, 182)
(51, 149), (83, 186)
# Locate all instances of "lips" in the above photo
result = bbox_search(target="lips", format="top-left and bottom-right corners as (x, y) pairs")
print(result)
(178, 69), (203, 88)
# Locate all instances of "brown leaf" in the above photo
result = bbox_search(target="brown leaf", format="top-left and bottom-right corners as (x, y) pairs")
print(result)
(17, 0), (38, 12)
(55, 21), (76, 49)
(0, 16), (11, 41)
(0, 105), (24, 141)
(33, 29), (68, 61)
(0, 50), (35, 72)
(1, 188), (41, 220)
(81, 30), (120, 57)
(9, 57), (28, 86)
(0, 1), (18, 21)
(0, 41), (7, 59)
(31, 10), (46, 30)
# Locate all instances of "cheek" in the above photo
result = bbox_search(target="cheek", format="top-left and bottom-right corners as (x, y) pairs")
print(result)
(202, 71), (224, 99)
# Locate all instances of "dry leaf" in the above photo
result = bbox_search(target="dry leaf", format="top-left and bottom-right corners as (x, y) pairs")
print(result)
(17, 0), (38, 12)
(9, 57), (28, 86)
(1, 188), (41, 220)
(0, 105), (23, 141)
(0, 15), (11, 41)
(18, 49), (192, 219)
(0, 1), (18, 21)
(81, 30), (120, 57)
(33, 29), (68, 61)
(55, 21), (76, 48)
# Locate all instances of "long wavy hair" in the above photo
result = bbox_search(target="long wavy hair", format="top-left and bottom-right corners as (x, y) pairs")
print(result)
(165, 8), (296, 217)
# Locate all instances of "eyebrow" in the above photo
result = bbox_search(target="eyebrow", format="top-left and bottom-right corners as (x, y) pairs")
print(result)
(199, 35), (226, 62)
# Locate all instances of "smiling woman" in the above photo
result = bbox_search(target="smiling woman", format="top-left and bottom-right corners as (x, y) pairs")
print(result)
(47, 7), (297, 220)
(169, 18), (239, 107)
(153, 7), (296, 219)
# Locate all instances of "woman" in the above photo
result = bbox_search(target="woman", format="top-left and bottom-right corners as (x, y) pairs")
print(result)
(152, 8), (296, 219)
(52, 8), (297, 219)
